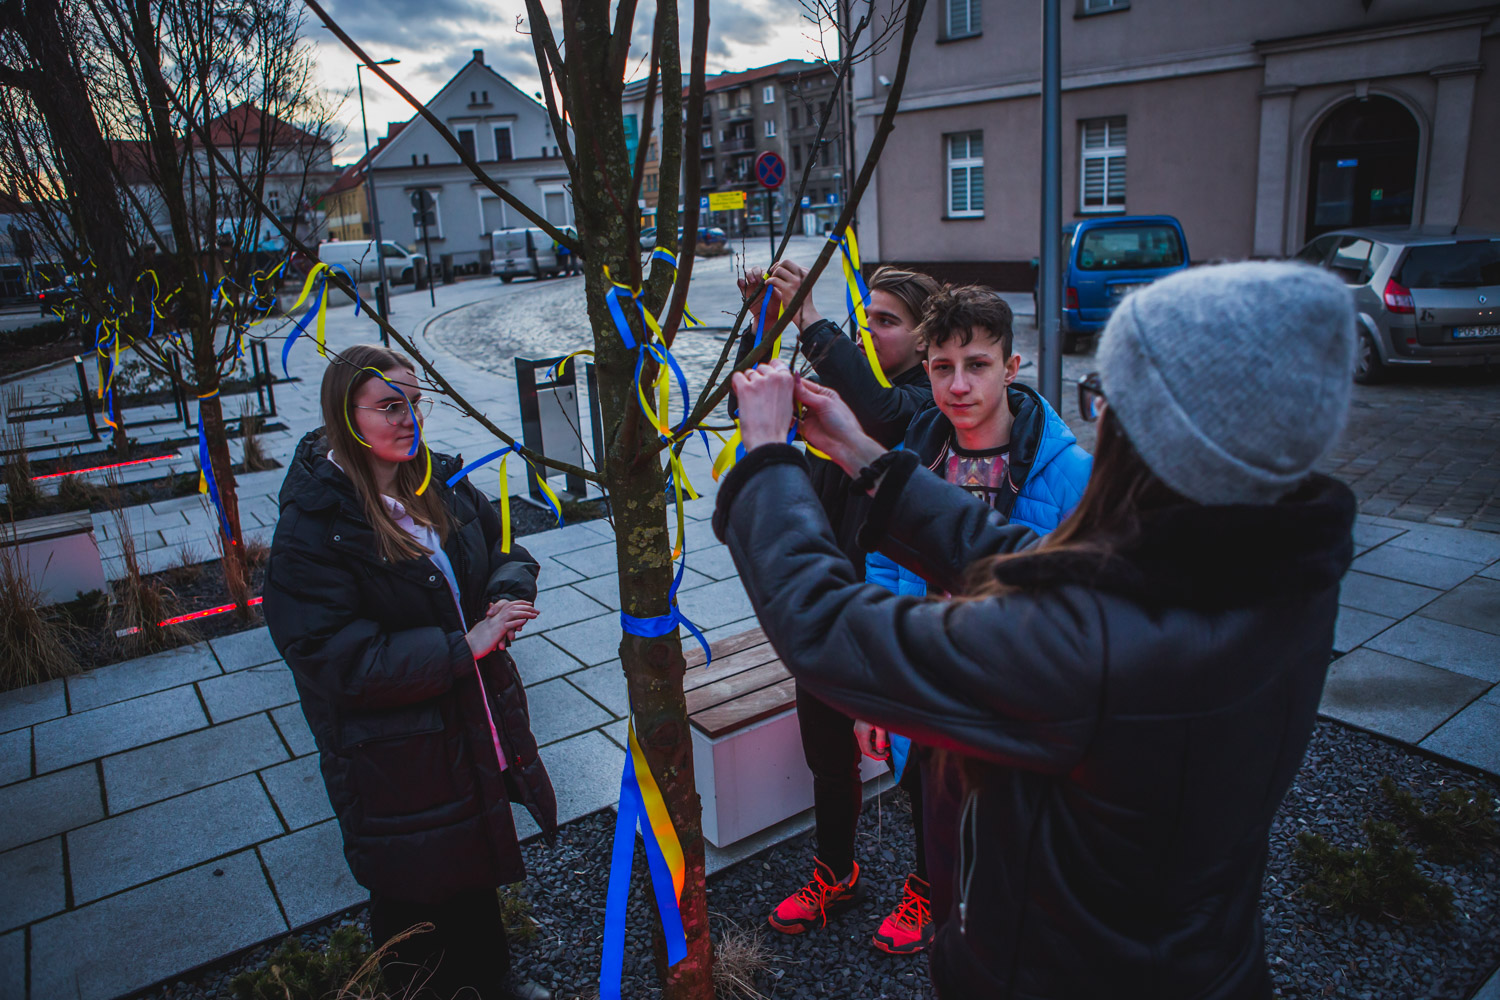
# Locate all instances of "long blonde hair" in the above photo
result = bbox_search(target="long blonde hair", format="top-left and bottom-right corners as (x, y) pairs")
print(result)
(319, 345), (450, 561)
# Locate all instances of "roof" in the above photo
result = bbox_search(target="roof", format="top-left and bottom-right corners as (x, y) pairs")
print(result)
(705, 59), (822, 93)
(110, 139), (156, 186)
(203, 103), (328, 150)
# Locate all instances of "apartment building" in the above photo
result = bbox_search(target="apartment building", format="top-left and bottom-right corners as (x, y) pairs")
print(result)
(849, 0), (1499, 288)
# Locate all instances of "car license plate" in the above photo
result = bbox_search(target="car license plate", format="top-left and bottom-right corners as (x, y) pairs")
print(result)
(1109, 283), (1148, 300)
(1452, 326), (1500, 340)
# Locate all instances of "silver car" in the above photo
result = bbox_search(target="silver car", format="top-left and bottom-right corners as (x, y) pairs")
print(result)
(1293, 227), (1500, 383)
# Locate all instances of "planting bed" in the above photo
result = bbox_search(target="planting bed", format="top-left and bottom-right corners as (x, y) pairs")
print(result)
(125, 721), (1499, 1000)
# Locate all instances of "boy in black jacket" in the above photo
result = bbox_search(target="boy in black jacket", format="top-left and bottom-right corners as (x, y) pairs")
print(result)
(735, 260), (939, 953)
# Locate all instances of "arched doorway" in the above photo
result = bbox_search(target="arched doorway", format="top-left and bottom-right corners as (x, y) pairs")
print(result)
(1304, 96), (1419, 241)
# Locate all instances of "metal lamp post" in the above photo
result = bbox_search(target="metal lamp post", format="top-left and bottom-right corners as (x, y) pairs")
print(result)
(357, 57), (399, 343)
(1037, 0), (1063, 409)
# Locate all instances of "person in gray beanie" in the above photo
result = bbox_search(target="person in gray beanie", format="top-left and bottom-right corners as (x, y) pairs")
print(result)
(710, 260), (1359, 998)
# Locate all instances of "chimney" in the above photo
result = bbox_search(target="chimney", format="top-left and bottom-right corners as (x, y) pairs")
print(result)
(473, 49), (484, 65)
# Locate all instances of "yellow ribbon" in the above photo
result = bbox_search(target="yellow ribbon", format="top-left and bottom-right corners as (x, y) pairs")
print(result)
(628, 720), (685, 902)
(710, 424), (743, 481)
(287, 263), (332, 358)
(836, 231), (891, 390)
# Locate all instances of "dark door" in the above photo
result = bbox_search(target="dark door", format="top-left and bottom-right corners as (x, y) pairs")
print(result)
(1304, 97), (1418, 241)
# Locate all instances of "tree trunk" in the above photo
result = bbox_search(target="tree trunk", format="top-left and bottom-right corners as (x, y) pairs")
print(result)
(192, 321), (247, 609)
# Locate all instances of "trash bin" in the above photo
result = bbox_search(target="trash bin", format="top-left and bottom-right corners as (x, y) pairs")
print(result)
(440, 254), (455, 285)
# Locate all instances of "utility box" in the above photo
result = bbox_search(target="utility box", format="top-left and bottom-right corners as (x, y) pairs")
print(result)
(515, 356), (599, 504)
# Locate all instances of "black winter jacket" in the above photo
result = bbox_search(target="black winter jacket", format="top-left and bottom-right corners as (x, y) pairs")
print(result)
(264, 431), (557, 904)
(733, 316), (932, 566)
(713, 445), (1355, 999)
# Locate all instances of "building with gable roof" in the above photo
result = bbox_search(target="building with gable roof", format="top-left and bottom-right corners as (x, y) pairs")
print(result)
(367, 49), (575, 273)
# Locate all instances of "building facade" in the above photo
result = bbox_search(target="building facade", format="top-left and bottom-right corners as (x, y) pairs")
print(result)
(367, 50), (574, 272)
(851, 0), (1499, 288)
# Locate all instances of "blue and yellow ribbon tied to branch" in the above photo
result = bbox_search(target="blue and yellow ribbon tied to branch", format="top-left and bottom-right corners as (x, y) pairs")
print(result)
(196, 389), (234, 542)
(443, 444), (564, 553)
(281, 262), (360, 376)
(830, 230), (889, 389)
(344, 366), (433, 495)
(599, 718), (688, 1000)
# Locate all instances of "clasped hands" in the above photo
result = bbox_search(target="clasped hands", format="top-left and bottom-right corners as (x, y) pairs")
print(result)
(731, 359), (888, 482)
(465, 599), (539, 660)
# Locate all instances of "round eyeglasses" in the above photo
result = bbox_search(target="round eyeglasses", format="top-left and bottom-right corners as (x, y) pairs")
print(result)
(354, 396), (434, 425)
(1077, 373), (1106, 422)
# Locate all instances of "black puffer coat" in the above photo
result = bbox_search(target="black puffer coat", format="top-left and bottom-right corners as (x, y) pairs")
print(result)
(713, 445), (1355, 999)
(264, 431), (557, 904)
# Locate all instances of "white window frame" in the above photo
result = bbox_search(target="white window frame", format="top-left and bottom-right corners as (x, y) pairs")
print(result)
(457, 128), (476, 160)
(946, 0), (980, 38)
(763, 85), (776, 104)
(946, 132), (983, 218)
(538, 183), (572, 226)
(412, 187), (443, 239)
(476, 190), (508, 235)
(493, 125), (513, 161)
(265, 190), (281, 213)
(764, 119), (777, 138)
(1079, 116), (1126, 213)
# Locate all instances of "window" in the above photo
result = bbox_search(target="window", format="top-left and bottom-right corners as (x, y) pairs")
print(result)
(702, 131), (713, 149)
(494, 126), (513, 161)
(704, 161), (715, 182)
(946, 132), (983, 217)
(1295, 234), (1338, 266)
(717, 92), (729, 110)
(789, 106), (800, 129)
(946, 0), (980, 38)
(793, 144), (803, 171)
(1328, 236), (1389, 286)
(1076, 225), (1183, 271)
(457, 128), (476, 159)
(763, 85), (776, 104)
(1080, 117), (1126, 212)
(764, 119), (776, 138)
(266, 190), (281, 213)
(1397, 240), (1500, 289)
(1082, 0), (1128, 11)
(422, 153), (430, 165)
(648, 142), (658, 161)
(482, 90), (489, 102)
(412, 189), (441, 238)
(470, 91), (476, 103)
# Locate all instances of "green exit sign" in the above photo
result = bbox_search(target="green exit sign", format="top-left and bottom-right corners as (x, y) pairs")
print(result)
(1371, 189), (1384, 201)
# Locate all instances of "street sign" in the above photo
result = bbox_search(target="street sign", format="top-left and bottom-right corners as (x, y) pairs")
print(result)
(700, 196), (710, 211)
(801, 195), (811, 208)
(826, 192), (839, 205)
(754, 151), (786, 190)
(707, 190), (747, 211)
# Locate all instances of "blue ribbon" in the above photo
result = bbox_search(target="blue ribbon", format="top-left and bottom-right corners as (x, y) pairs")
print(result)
(632, 340), (693, 434)
(753, 281), (773, 349)
(835, 236), (873, 330)
(604, 285), (639, 350)
(280, 273), (324, 377)
(599, 741), (689, 1000)
(620, 557), (711, 665)
(445, 444), (564, 525)
(197, 400), (234, 541)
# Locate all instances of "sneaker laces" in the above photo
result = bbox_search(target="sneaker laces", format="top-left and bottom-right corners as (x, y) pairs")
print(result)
(791, 869), (844, 928)
(890, 884), (930, 930)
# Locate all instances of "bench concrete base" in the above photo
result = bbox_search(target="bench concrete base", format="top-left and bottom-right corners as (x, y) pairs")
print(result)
(692, 706), (887, 848)
(3, 510), (106, 605)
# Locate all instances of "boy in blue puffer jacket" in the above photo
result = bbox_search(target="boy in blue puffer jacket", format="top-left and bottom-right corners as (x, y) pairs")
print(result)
(867, 286), (1092, 894)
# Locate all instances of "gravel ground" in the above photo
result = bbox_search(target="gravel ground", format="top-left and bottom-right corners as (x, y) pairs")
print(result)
(128, 720), (1499, 1000)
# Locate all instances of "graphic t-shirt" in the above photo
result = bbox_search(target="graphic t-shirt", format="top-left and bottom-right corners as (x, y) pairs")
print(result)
(944, 440), (1012, 511)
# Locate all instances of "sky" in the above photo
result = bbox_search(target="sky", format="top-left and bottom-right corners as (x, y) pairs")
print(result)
(310, 0), (842, 162)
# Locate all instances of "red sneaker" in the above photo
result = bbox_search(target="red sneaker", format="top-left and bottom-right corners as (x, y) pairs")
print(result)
(872, 874), (933, 954)
(767, 858), (862, 934)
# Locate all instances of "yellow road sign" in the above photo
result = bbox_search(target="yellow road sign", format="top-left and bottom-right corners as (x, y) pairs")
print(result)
(707, 191), (747, 211)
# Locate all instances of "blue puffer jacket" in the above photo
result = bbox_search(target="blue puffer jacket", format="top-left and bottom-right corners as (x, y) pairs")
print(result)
(866, 384), (1093, 779)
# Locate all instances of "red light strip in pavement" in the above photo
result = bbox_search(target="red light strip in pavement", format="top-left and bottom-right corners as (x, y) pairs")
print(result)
(114, 596), (263, 637)
(31, 454), (177, 482)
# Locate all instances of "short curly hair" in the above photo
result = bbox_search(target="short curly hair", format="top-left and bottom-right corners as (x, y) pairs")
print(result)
(916, 285), (1014, 357)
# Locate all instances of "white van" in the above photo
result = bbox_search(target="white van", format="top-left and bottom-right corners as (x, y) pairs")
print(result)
(318, 240), (427, 286)
(489, 228), (562, 283)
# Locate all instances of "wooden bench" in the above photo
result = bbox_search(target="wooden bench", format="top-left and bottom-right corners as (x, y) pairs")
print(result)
(0, 509), (106, 605)
(685, 627), (886, 847)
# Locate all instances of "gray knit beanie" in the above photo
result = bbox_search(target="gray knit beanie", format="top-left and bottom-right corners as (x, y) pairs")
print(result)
(1096, 261), (1356, 505)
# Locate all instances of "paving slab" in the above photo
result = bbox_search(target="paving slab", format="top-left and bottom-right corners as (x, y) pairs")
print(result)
(0, 929), (22, 1000)
(0, 727), (30, 786)
(525, 678), (616, 746)
(683, 544), (738, 581)
(1350, 545), (1484, 591)
(539, 730), (624, 825)
(569, 661), (629, 718)
(536, 561), (586, 590)
(0, 837), (65, 932)
(1417, 576), (1500, 638)
(260, 755), (334, 830)
(1351, 520), (1407, 554)
(513, 522), (619, 560)
(32, 685), (206, 775)
(0, 764), (102, 853)
(1320, 649), (1489, 743)
(530, 585), (611, 631)
(551, 541), (619, 578)
(1337, 571), (1442, 620)
(1420, 699), (1500, 777)
(512, 801), (541, 841)
(1481, 561), (1500, 582)
(259, 819), (366, 928)
(1366, 616), (1500, 684)
(603, 718), (629, 749)
(68, 775), (283, 904)
(65, 643), (220, 714)
(28, 849), (287, 1000)
(542, 613), (623, 667)
(271, 703), (318, 757)
(103, 712), (289, 813)
(1332, 606), (1396, 653)
(198, 662), (300, 723)
(1385, 523), (1500, 565)
(511, 635), (586, 686)
(208, 627), (283, 672)
(0, 678), (66, 734)
(675, 577), (756, 631)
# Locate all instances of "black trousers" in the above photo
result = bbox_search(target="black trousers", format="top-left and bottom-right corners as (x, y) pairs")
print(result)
(369, 887), (511, 1000)
(796, 682), (927, 884)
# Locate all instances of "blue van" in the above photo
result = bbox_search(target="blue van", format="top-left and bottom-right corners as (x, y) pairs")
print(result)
(1039, 215), (1190, 352)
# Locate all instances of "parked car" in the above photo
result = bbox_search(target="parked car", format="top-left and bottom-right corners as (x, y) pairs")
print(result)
(1292, 227), (1500, 384)
(317, 240), (427, 286)
(640, 226), (730, 252)
(36, 282), (76, 315)
(490, 227), (562, 282)
(1035, 215), (1190, 353)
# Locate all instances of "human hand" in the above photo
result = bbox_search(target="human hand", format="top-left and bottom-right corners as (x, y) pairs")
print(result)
(491, 600), (539, 648)
(767, 260), (823, 331)
(854, 720), (890, 761)
(731, 359), (797, 451)
(793, 377), (886, 479)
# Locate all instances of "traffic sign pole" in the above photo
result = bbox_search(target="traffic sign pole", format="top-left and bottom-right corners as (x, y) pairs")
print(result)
(766, 190), (775, 258)
(754, 151), (787, 263)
